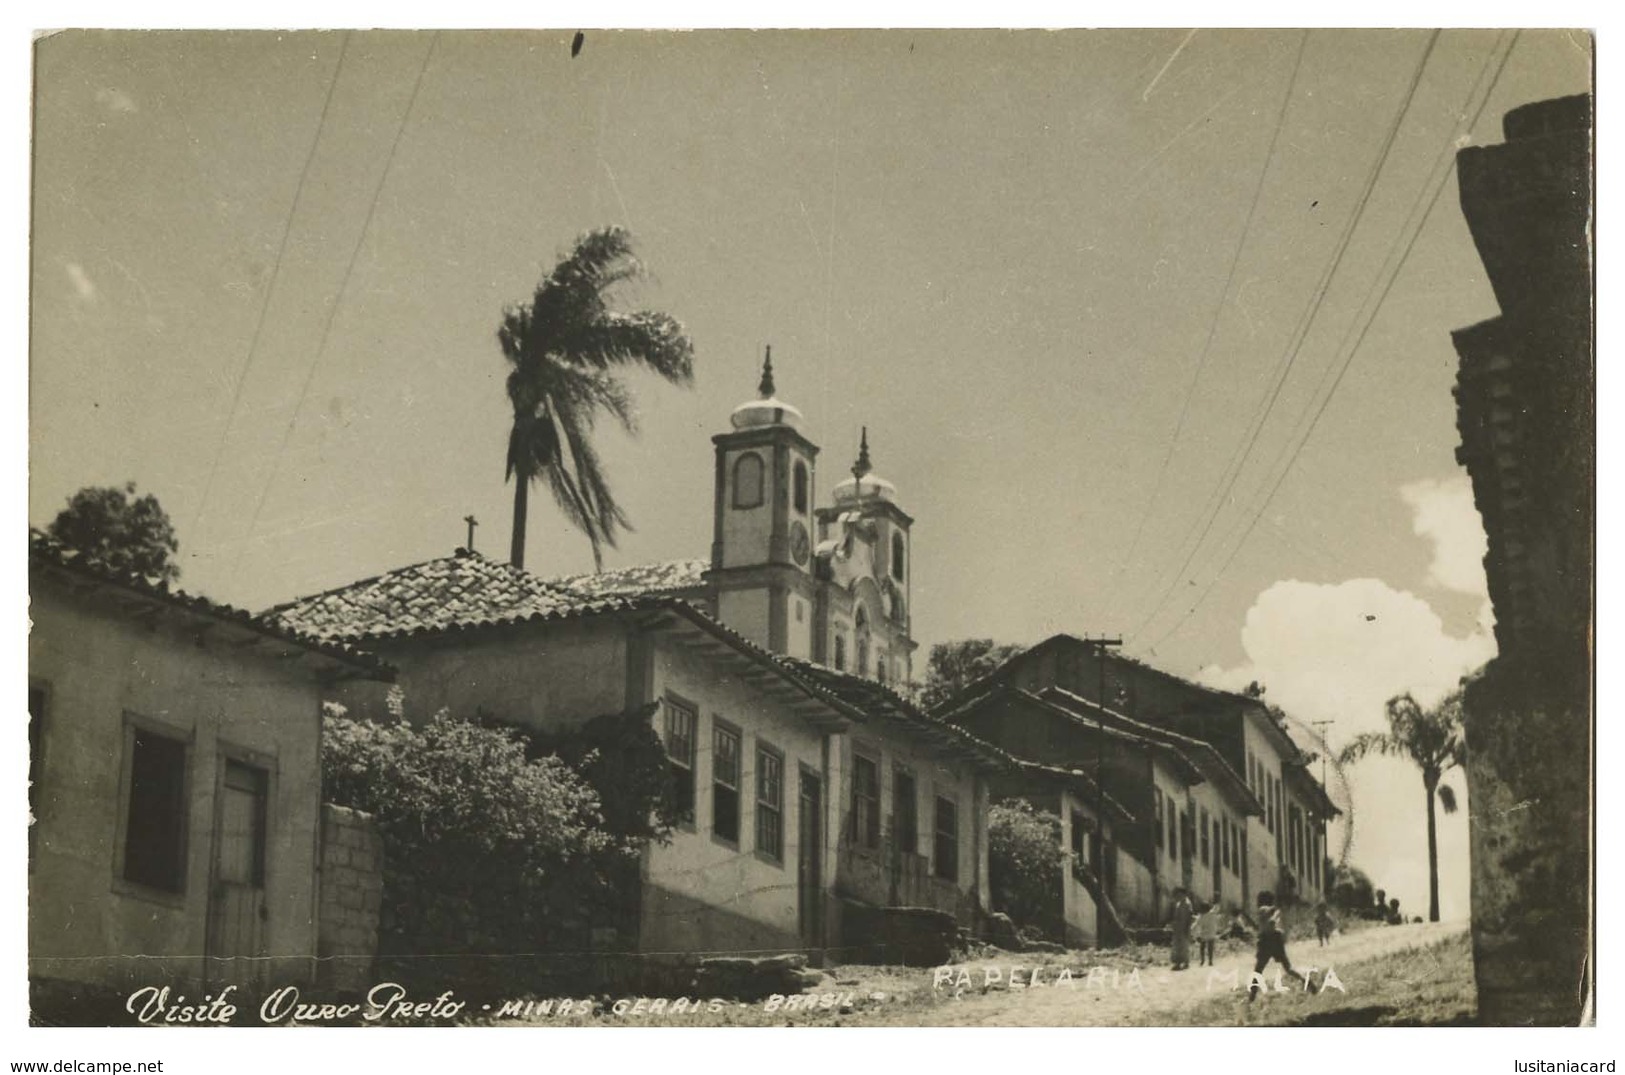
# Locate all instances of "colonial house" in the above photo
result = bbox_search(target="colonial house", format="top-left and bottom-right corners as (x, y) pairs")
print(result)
(27, 530), (387, 1010)
(261, 357), (1009, 958)
(933, 634), (1338, 909)
(937, 682), (1200, 929)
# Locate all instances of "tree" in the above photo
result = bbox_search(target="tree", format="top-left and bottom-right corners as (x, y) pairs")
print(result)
(987, 800), (1064, 937)
(46, 482), (180, 584)
(498, 227), (694, 571)
(1338, 689), (1466, 922)
(918, 639), (1026, 711)
(321, 706), (628, 963)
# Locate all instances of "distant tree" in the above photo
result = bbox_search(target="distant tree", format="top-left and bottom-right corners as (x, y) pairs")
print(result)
(1328, 863), (1375, 913)
(918, 639), (1025, 711)
(1339, 689), (1466, 923)
(46, 482), (179, 584)
(498, 226), (695, 571)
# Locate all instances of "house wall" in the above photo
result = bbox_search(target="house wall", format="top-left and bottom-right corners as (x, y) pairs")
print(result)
(28, 583), (326, 995)
(316, 803), (383, 994)
(1113, 846), (1156, 927)
(1241, 711), (1288, 902)
(639, 636), (829, 956)
(832, 725), (984, 926)
(1057, 789), (1101, 948)
(1190, 784), (1246, 911)
(334, 618), (629, 730)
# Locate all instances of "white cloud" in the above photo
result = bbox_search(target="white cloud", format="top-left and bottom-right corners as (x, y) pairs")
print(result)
(1401, 475), (1490, 597)
(1198, 480), (1498, 922)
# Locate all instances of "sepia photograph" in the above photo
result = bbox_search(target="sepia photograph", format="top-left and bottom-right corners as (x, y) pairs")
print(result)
(22, 20), (1595, 1047)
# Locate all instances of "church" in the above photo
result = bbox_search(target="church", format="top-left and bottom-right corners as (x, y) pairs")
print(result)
(264, 351), (1006, 962)
(552, 348), (916, 689)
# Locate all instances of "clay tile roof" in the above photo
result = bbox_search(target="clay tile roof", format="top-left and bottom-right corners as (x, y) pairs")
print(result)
(29, 529), (388, 674)
(548, 559), (709, 599)
(778, 656), (1013, 771)
(259, 548), (653, 643)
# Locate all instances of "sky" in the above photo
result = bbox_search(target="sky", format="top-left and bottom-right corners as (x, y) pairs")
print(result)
(27, 28), (1593, 921)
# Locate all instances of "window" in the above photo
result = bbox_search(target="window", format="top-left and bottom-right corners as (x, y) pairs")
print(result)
(891, 533), (906, 581)
(1199, 807), (1210, 867)
(756, 746), (783, 862)
(852, 754), (880, 850)
(1221, 818), (1231, 870)
(1070, 810), (1092, 872)
(893, 768), (918, 855)
(1167, 803), (1178, 858)
(713, 723), (742, 844)
(123, 726), (189, 893)
(934, 796), (959, 882)
(855, 607), (870, 679)
(732, 452), (764, 509)
(1153, 788), (1165, 850)
(1233, 822), (1244, 876)
(876, 658), (888, 687)
(834, 634), (847, 671)
(664, 699), (697, 824)
(793, 461), (809, 514)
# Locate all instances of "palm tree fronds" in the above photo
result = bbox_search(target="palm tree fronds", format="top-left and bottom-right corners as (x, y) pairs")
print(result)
(1337, 731), (1401, 766)
(1437, 784), (1458, 814)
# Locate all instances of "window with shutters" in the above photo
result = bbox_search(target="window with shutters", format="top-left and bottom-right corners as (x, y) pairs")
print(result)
(755, 743), (783, 862)
(934, 796), (959, 882)
(713, 722), (742, 844)
(852, 753), (880, 850)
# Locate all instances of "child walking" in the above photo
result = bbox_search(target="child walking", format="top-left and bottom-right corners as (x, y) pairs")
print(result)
(1315, 901), (1336, 947)
(1248, 891), (1315, 1000)
(1194, 898), (1223, 966)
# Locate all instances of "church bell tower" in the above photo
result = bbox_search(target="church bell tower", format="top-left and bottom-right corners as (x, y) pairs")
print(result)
(705, 348), (820, 658)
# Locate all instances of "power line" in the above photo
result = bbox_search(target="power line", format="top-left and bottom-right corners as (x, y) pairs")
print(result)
(1124, 29), (1444, 641)
(1105, 31), (1309, 616)
(228, 33), (440, 577)
(190, 33), (351, 540)
(1141, 31), (1522, 650)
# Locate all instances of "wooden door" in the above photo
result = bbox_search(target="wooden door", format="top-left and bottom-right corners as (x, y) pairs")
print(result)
(207, 760), (268, 991)
(797, 768), (822, 949)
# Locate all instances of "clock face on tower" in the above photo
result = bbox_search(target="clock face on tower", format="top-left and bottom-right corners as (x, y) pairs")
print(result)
(790, 520), (810, 566)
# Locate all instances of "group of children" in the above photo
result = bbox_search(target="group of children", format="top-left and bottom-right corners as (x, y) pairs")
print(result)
(1168, 888), (1339, 1000)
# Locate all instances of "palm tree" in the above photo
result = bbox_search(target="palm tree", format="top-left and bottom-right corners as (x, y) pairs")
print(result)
(499, 227), (694, 571)
(1338, 689), (1465, 922)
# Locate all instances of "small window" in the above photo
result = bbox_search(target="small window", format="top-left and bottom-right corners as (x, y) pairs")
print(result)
(732, 452), (765, 510)
(891, 532), (906, 581)
(793, 460), (809, 514)
(124, 727), (189, 893)
(1199, 807), (1210, 867)
(1153, 788), (1165, 850)
(876, 659), (888, 687)
(855, 608), (871, 679)
(664, 699), (697, 824)
(852, 754), (880, 850)
(756, 746), (783, 862)
(834, 634), (847, 671)
(893, 768), (918, 855)
(713, 724), (742, 844)
(1070, 810), (1087, 863)
(934, 796), (959, 882)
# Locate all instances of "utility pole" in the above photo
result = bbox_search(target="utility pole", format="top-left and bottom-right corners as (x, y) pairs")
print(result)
(1086, 633), (1123, 890)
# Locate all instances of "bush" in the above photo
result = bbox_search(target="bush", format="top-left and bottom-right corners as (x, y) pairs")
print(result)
(987, 800), (1063, 937)
(322, 708), (632, 962)
(1329, 863), (1375, 913)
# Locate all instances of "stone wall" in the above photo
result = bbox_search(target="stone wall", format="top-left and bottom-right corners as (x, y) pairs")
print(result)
(317, 803), (384, 995)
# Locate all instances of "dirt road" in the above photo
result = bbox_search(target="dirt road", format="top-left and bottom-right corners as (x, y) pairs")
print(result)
(865, 920), (1470, 1027)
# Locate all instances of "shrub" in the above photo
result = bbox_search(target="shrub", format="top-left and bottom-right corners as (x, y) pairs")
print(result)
(321, 708), (631, 961)
(987, 800), (1064, 937)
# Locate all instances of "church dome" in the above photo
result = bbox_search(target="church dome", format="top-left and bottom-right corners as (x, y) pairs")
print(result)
(730, 348), (804, 430)
(831, 427), (896, 504)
